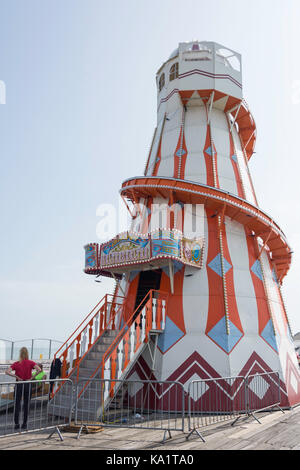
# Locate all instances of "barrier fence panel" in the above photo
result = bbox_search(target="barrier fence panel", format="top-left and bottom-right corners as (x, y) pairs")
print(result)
(187, 376), (247, 441)
(0, 372), (283, 444)
(187, 372), (283, 441)
(75, 378), (185, 442)
(246, 372), (283, 423)
(0, 379), (73, 440)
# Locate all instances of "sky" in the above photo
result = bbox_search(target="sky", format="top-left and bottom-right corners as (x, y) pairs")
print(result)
(0, 0), (300, 342)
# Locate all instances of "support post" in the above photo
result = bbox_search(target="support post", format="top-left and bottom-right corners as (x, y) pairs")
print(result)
(47, 426), (64, 442)
(169, 260), (174, 294)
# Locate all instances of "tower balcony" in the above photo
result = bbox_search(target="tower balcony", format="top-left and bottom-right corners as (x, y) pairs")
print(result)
(84, 229), (204, 278)
(120, 177), (292, 282)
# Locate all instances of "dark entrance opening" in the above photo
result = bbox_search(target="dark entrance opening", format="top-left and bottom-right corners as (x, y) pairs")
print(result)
(133, 269), (162, 317)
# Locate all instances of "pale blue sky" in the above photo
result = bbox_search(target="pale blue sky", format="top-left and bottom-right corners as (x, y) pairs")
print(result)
(1, 0), (300, 340)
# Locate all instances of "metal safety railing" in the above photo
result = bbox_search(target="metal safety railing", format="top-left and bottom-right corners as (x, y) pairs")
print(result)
(0, 372), (283, 445)
(187, 375), (247, 441)
(187, 372), (283, 441)
(0, 338), (63, 361)
(0, 378), (73, 441)
(246, 372), (283, 422)
(74, 378), (185, 442)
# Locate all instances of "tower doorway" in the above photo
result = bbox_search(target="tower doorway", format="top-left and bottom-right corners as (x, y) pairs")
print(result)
(133, 269), (162, 317)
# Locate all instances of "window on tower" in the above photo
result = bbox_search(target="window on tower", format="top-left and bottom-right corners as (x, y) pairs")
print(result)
(216, 48), (241, 72)
(169, 63), (179, 81)
(159, 73), (165, 92)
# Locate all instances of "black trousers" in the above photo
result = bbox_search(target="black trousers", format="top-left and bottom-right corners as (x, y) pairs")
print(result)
(14, 383), (32, 425)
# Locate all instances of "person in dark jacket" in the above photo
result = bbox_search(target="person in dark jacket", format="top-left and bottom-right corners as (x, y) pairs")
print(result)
(49, 358), (62, 395)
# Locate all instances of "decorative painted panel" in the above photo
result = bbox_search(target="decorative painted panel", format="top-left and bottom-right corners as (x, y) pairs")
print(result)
(84, 243), (98, 269)
(84, 230), (204, 272)
(101, 234), (151, 267)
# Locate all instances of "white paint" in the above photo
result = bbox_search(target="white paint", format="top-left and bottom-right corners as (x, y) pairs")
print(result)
(210, 108), (238, 194)
(290, 371), (298, 394)
(184, 106), (207, 184)
(187, 374), (209, 397)
(248, 374), (270, 399)
(231, 126), (256, 205)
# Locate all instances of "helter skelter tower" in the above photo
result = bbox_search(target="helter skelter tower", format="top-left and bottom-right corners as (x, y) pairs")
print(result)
(81, 41), (300, 409)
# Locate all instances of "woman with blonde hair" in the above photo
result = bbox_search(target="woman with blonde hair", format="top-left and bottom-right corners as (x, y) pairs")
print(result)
(5, 347), (41, 430)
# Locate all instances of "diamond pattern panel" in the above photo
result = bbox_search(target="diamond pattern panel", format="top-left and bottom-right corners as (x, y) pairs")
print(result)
(251, 260), (263, 281)
(261, 319), (278, 352)
(208, 253), (232, 277)
(248, 374), (270, 399)
(207, 317), (243, 353)
(157, 316), (185, 353)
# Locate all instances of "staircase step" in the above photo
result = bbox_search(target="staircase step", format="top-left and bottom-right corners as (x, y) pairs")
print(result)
(81, 358), (104, 369)
(51, 302), (153, 420)
(77, 399), (103, 411)
(88, 351), (106, 360)
(105, 330), (120, 337)
(48, 404), (73, 420)
(77, 366), (102, 376)
(101, 338), (119, 347)
(48, 398), (74, 419)
(90, 343), (112, 354)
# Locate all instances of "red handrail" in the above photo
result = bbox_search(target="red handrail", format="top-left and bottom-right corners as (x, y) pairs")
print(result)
(102, 290), (154, 365)
(74, 300), (127, 381)
(53, 293), (125, 373)
(77, 289), (168, 398)
(50, 296), (127, 400)
(55, 294), (108, 358)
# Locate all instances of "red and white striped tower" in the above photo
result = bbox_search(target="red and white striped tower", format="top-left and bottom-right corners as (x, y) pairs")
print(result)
(86, 41), (300, 408)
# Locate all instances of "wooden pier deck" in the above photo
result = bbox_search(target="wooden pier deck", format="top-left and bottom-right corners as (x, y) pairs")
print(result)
(0, 406), (300, 450)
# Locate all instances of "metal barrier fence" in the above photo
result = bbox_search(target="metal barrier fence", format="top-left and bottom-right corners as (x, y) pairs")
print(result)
(75, 378), (185, 442)
(246, 372), (283, 423)
(187, 376), (247, 441)
(0, 379), (73, 440)
(187, 372), (283, 441)
(0, 372), (283, 444)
